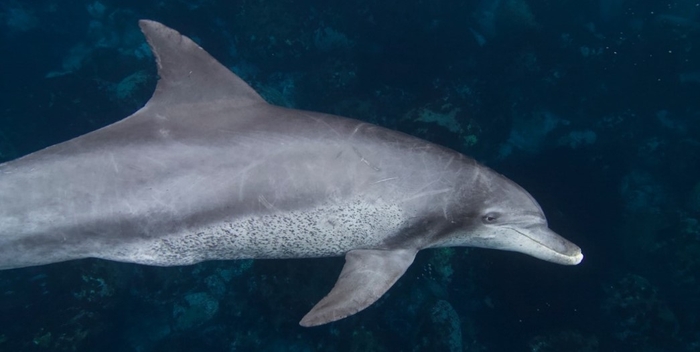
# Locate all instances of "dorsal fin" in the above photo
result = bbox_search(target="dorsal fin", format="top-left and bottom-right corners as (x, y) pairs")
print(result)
(138, 19), (265, 108)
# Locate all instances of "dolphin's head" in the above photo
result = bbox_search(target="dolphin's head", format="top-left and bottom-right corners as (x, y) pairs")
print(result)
(438, 167), (583, 265)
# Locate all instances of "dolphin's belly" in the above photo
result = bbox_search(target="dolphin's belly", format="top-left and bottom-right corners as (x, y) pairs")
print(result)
(100, 198), (407, 266)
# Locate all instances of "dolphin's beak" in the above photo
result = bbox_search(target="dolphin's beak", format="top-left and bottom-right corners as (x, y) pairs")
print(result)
(507, 225), (584, 265)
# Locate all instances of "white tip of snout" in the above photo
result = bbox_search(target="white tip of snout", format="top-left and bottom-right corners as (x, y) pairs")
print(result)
(570, 250), (584, 265)
(547, 247), (583, 266)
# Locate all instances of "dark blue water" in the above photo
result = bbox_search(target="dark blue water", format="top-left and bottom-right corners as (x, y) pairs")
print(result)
(1, 1), (699, 351)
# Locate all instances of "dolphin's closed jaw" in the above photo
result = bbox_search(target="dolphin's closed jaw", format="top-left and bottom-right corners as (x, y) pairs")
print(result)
(514, 226), (584, 265)
(550, 243), (584, 265)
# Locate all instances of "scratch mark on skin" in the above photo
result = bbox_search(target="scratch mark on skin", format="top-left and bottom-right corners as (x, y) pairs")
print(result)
(399, 188), (452, 203)
(150, 193), (174, 211)
(122, 199), (136, 215)
(233, 159), (265, 181)
(352, 147), (381, 172)
(349, 123), (366, 140)
(307, 114), (341, 138)
(373, 177), (398, 184)
(408, 178), (441, 196)
(109, 153), (119, 173)
(258, 195), (276, 211)
(230, 159), (265, 201)
(443, 155), (455, 170)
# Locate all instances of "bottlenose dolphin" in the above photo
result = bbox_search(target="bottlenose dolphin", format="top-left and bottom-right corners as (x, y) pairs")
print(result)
(0, 20), (583, 326)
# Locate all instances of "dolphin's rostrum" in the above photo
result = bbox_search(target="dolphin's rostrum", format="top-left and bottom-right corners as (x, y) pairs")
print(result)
(0, 20), (583, 327)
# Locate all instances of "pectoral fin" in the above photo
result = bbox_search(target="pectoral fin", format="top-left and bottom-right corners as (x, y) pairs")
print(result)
(299, 248), (417, 327)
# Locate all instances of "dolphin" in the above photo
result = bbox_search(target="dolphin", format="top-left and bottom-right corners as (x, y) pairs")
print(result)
(0, 20), (583, 327)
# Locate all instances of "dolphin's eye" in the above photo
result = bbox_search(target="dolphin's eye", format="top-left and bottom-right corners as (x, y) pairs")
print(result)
(482, 213), (499, 224)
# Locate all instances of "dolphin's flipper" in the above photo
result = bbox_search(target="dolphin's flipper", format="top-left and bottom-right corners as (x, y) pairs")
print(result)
(138, 19), (264, 108)
(299, 249), (417, 327)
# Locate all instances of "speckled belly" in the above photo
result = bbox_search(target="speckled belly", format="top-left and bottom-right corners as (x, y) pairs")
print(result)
(108, 199), (407, 266)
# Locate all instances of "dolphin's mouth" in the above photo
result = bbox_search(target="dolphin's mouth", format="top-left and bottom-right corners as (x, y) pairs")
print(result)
(508, 226), (584, 265)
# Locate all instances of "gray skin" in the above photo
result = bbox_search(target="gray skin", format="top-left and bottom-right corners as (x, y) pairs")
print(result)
(0, 20), (583, 327)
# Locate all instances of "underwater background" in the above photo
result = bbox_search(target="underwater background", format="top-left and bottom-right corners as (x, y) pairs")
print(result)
(0, 0), (699, 351)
